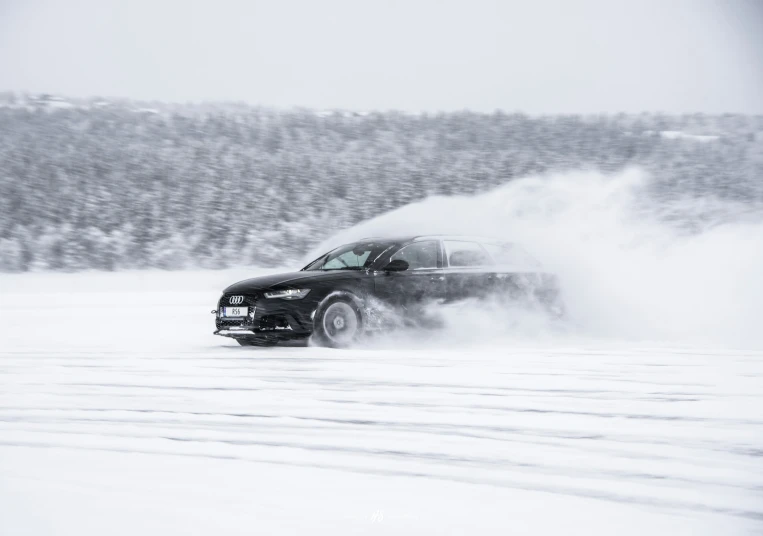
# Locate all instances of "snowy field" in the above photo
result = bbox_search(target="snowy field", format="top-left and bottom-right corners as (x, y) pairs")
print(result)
(1, 269), (761, 535)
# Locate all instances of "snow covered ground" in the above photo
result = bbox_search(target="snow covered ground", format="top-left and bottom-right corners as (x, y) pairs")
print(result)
(1, 270), (762, 535)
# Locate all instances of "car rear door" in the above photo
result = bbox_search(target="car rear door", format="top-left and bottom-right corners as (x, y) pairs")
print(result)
(441, 240), (496, 302)
(480, 241), (558, 305)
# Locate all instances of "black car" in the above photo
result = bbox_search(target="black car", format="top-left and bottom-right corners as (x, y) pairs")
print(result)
(213, 235), (562, 347)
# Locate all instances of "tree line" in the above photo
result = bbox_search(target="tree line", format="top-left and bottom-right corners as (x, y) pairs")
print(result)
(0, 93), (761, 272)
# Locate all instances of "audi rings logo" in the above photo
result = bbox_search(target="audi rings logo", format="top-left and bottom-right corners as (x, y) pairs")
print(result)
(229, 295), (244, 305)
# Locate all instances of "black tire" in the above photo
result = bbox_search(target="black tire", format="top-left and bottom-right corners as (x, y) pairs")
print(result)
(236, 338), (278, 347)
(312, 296), (364, 348)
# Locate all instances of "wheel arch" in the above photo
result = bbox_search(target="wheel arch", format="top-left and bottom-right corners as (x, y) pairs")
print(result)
(314, 289), (368, 324)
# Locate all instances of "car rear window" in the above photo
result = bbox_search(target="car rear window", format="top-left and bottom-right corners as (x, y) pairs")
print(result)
(443, 241), (494, 267)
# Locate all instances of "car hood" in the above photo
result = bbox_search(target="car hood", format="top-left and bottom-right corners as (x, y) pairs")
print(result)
(223, 270), (360, 293)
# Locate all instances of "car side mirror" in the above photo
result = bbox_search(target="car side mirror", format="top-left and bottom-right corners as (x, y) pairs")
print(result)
(382, 259), (409, 272)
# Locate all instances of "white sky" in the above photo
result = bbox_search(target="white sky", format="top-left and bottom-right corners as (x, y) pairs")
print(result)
(0, 0), (761, 113)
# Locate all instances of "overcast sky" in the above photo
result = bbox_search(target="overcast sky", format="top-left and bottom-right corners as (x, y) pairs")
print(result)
(0, 0), (761, 113)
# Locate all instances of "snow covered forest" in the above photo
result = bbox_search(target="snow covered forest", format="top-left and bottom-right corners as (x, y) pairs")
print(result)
(0, 92), (761, 272)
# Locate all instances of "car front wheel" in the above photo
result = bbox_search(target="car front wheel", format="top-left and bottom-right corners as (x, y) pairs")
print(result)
(312, 298), (363, 348)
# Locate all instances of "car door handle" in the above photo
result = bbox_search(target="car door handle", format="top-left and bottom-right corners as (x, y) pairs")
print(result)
(430, 276), (445, 281)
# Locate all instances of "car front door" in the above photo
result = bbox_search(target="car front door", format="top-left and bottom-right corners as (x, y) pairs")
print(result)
(373, 240), (447, 311)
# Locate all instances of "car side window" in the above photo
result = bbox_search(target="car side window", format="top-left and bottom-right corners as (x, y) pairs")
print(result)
(390, 241), (439, 270)
(443, 241), (493, 267)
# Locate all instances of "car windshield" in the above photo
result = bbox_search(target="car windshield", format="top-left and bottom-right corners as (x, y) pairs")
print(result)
(303, 241), (394, 271)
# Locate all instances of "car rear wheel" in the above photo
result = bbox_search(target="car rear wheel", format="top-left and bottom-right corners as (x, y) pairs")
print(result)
(312, 298), (363, 348)
(236, 338), (278, 347)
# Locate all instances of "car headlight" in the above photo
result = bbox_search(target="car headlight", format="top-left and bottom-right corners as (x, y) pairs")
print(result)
(264, 288), (311, 300)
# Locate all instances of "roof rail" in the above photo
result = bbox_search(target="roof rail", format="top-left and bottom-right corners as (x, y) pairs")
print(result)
(411, 234), (506, 242)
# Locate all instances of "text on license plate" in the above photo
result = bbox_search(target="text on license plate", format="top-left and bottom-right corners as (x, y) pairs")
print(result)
(222, 307), (249, 317)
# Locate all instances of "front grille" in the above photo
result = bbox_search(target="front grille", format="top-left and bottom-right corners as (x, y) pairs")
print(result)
(217, 293), (257, 328)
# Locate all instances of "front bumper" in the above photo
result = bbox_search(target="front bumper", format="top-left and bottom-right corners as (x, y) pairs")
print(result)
(213, 292), (315, 340)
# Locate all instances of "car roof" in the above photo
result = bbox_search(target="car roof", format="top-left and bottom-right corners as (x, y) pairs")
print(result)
(356, 235), (509, 244)
(355, 236), (417, 243)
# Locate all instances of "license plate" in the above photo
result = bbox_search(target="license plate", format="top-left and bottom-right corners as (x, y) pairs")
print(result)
(222, 306), (248, 317)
